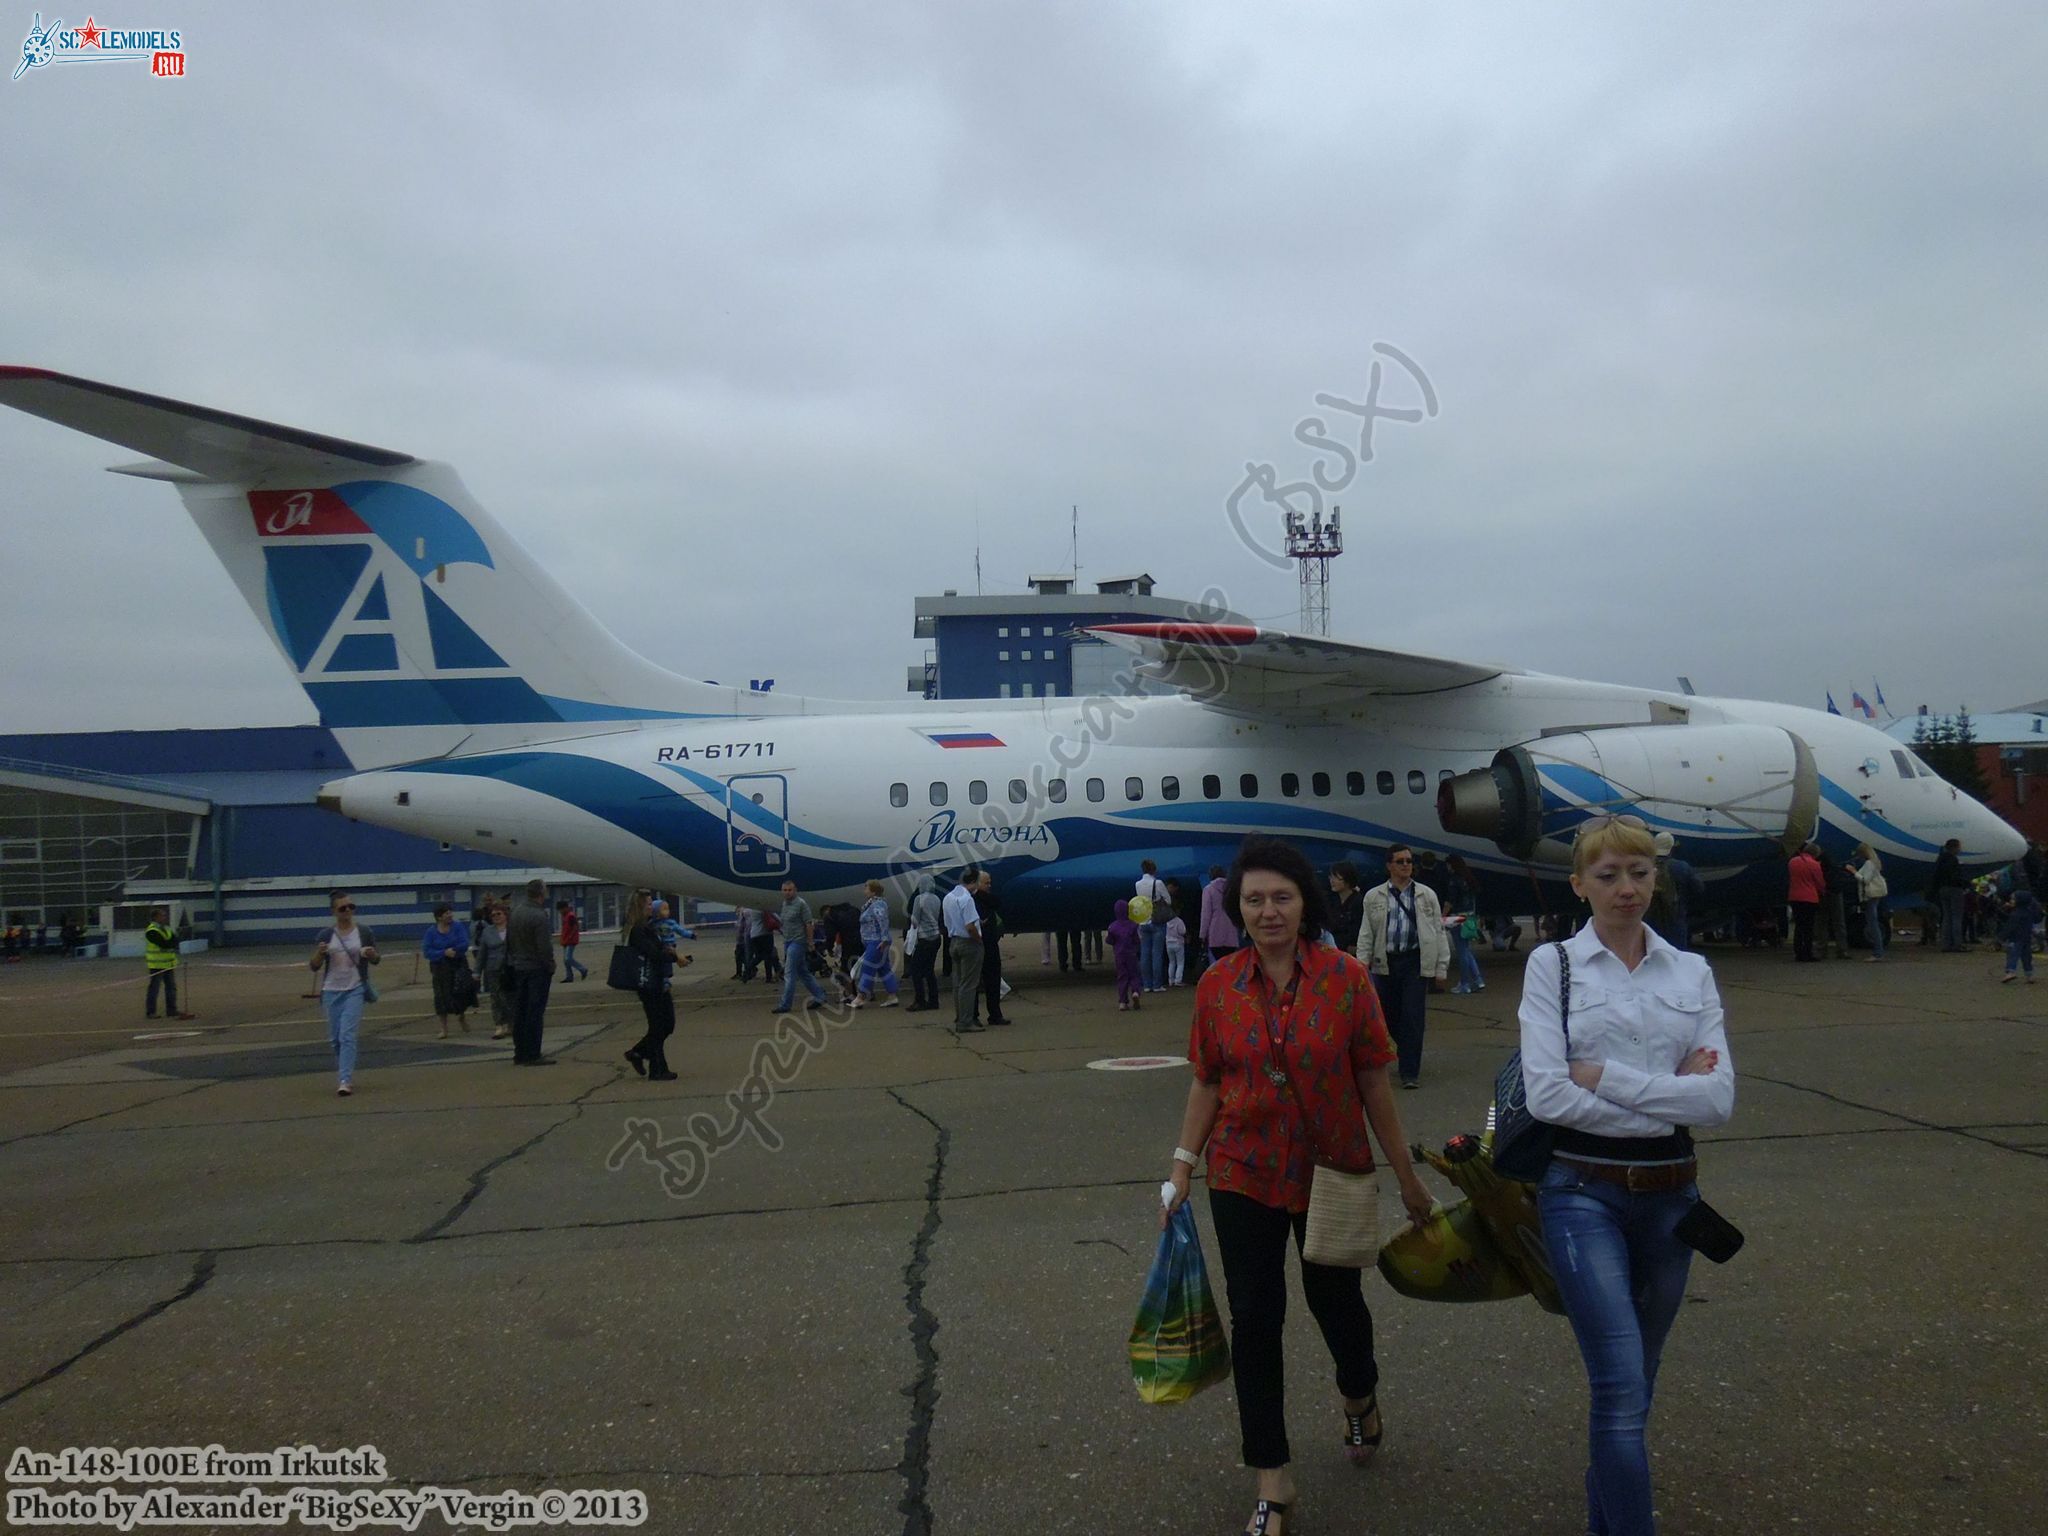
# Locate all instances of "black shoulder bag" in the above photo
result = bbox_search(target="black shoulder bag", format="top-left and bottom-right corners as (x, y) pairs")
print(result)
(1491, 942), (1568, 1182)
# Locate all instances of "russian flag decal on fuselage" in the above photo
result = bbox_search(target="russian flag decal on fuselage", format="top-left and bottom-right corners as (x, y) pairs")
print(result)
(926, 731), (1005, 749)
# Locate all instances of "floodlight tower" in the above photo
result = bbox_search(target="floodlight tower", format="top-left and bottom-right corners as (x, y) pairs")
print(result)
(1284, 506), (1342, 636)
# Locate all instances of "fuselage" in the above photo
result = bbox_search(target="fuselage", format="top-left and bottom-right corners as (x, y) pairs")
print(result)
(325, 673), (2024, 926)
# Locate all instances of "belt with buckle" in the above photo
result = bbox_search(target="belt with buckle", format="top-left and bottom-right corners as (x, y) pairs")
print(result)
(1556, 1157), (1698, 1193)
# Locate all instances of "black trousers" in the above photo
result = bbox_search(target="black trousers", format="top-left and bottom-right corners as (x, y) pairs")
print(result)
(632, 988), (675, 1074)
(1209, 1187), (1379, 1469)
(982, 939), (1007, 1022)
(1373, 950), (1427, 1082)
(510, 967), (552, 1061)
(1791, 902), (1818, 961)
(907, 938), (940, 1007)
(145, 969), (179, 1016)
(1056, 927), (1086, 970)
(751, 932), (781, 980)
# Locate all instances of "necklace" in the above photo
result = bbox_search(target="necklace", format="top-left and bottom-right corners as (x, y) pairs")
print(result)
(1258, 956), (1303, 1087)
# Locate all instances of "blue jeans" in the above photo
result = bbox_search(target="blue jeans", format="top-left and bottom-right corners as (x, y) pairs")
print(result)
(1864, 899), (1886, 958)
(777, 940), (828, 1010)
(1453, 933), (1483, 990)
(1140, 925), (1166, 989)
(859, 938), (899, 997)
(1939, 888), (1964, 949)
(2006, 938), (2034, 976)
(562, 944), (588, 981)
(1538, 1161), (1697, 1536)
(322, 984), (365, 1085)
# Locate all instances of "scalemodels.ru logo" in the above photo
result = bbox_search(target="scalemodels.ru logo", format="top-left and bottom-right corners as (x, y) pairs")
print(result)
(13, 12), (186, 80)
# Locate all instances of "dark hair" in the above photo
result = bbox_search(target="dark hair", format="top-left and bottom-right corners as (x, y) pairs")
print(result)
(1386, 844), (1412, 864)
(1223, 836), (1329, 940)
(958, 865), (979, 884)
(526, 879), (546, 899)
(1208, 865), (1225, 880)
(1141, 858), (1158, 875)
(1330, 859), (1359, 890)
(433, 904), (453, 919)
(328, 890), (351, 907)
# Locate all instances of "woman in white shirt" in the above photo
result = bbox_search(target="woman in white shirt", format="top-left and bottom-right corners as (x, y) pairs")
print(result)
(1851, 844), (1889, 961)
(1519, 815), (1734, 1536)
(310, 890), (379, 1098)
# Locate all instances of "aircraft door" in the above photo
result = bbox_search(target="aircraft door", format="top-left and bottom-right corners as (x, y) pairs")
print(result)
(727, 773), (790, 879)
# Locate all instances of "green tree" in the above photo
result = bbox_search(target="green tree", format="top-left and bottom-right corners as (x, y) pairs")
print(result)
(1909, 709), (1991, 803)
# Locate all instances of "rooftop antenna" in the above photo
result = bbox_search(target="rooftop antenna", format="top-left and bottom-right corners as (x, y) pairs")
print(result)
(1283, 504), (1342, 636)
(974, 541), (983, 596)
(1071, 503), (1079, 582)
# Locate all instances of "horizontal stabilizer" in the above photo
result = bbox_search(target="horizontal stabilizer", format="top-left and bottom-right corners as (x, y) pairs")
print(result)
(0, 366), (414, 481)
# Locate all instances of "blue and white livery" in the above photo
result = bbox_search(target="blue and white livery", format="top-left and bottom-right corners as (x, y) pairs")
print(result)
(1, 366), (2023, 928)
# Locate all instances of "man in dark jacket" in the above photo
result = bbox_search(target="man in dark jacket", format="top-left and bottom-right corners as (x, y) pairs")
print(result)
(975, 871), (1010, 1026)
(505, 879), (556, 1064)
(1931, 840), (1966, 952)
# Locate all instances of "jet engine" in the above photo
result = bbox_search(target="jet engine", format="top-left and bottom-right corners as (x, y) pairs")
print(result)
(1436, 723), (1820, 867)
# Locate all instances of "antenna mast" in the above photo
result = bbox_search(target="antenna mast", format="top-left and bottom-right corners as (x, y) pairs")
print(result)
(1284, 505), (1342, 635)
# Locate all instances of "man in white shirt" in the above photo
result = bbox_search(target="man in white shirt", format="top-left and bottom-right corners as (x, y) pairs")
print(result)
(941, 867), (984, 1033)
(1134, 859), (1171, 993)
(1359, 843), (1448, 1089)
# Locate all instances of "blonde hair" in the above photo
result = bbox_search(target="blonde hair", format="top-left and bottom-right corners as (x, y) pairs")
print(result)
(623, 889), (652, 933)
(1855, 843), (1879, 866)
(1572, 818), (1659, 875)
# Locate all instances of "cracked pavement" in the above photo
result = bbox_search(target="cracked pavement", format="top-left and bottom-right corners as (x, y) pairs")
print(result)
(1, 937), (2043, 1533)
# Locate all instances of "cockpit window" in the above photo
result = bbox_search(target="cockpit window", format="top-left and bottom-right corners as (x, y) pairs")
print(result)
(1891, 750), (1916, 780)
(1915, 759), (1936, 779)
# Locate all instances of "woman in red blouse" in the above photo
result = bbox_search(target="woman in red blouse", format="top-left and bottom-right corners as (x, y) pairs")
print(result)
(1164, 837), (1435, 1536)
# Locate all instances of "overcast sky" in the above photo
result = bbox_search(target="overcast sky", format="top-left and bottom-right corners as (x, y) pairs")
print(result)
(3, 1), (2042, 736)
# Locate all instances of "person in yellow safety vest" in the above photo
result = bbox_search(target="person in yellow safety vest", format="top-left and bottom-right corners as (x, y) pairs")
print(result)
(143, 905), (193, 1020)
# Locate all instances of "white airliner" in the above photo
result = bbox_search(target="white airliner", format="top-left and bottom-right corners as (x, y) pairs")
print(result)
(2, 366), (2023, 928)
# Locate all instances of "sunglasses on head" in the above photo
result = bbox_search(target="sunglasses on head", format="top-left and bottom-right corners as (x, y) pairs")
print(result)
(1575, 813), (1649, 836)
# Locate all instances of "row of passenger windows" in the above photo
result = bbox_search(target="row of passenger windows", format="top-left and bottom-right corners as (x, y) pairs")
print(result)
(887, 768), (1454, 808)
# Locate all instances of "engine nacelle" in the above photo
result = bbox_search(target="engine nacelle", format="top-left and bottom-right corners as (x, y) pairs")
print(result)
(1437, 723), (1819, 868)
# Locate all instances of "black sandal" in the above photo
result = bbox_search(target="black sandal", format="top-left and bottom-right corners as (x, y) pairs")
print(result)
(1246, 1498), (1289, 1536)
(1343, 1395), (1383, 1464)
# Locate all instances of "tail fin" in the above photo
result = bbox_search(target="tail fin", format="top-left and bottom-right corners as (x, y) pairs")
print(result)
(0, 367), (788, 767)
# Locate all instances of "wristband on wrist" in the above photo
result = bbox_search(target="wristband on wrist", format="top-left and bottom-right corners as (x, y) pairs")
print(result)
(1172, 1146), (1200, 1168)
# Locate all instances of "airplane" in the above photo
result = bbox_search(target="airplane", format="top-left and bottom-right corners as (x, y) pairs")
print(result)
(0, 365), (2025, 932)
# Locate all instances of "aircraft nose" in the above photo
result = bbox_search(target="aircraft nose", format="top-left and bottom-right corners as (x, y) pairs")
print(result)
(1975, 803), (2027, 864)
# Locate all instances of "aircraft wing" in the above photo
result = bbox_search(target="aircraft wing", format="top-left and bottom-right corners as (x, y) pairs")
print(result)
(1083, 622), (1509, 714)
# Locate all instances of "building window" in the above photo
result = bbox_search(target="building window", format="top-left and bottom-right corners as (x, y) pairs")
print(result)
(1020, 682), (1035, 697)
(1162, 775), (1180, 801)
(969, 780), (988, 805)
(889, 783), (908, 807)
(1312, 771), (1331, 797)
(998, 626), (1009, 638)
(1203, 774), (1222, 800)
(1240, 773), (1259, 798)
(1086, 778), (1106, 802)
(1008, 779), (1027, 804)
(1125, 776), (1143, 801)
(1346, 770), (1365, 796)
(1408, 770), (1427, 794)
(929, 782), (948, 807)
(998, 683), (1011, 698)
(0, 839), (38, 864)
(1048, 778), (1067, 803)
(998, 650), (1010, 663)
(1377, 770), (1396, 795)
(1280, 772), (1300, 798)
(1043, 649), (1055, 661)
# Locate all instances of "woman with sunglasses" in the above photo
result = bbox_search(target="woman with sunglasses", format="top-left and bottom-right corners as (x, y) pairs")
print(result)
(1520, 815), (1735, 1536)
(310, 891), (379, 1097)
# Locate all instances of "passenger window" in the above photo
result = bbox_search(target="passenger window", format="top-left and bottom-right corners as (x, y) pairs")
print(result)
(1203, 774), (1222, 800)
(929, 782), (948, 807)
(1048, 778), (1067, 803)
(1312, 771), (1331, 797)
(969, 780), (988, 805)
(889, 782), (908, 807)
(1377, 771), (1396, 795)
(1240, 773), (1259, 798)
(1346, 771), (1365, 796)
(1891, 750), (1915, 780)
(1408, 770), (1427, 794)
(1439, 768), (1454, 782)
(1008, 779), (1027, 804)
(1125, 776), (1144, 801)
(1281, 772), (1300, 798)
(1162, 775), (1181, 801)
(1086, 778), (1106, 802)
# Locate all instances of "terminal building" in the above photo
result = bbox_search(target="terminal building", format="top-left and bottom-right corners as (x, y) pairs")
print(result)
(907, 574), (1247, 699)
(0, 727), (624, 954)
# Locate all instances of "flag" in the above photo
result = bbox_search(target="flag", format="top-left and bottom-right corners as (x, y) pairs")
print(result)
(1826, 692), (1842, 716)
(1874, 679), (1891, 716)
(1851, 692), (1875, 719)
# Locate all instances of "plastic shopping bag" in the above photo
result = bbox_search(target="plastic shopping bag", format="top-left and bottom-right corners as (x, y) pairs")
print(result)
(1128, 1201), (1231, 1404)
